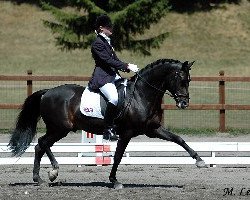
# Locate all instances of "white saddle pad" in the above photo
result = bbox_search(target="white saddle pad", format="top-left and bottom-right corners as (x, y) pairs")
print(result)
(80, 87), (104, 119)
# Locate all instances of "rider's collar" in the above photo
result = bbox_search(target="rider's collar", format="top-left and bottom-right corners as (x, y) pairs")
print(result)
(99, 32), (111, 45)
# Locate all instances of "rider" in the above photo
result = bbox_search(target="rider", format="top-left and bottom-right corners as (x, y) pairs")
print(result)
(88, 14), (139, 141)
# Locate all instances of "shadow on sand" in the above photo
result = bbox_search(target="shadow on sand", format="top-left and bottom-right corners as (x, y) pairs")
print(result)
(9, 181), (184, 189)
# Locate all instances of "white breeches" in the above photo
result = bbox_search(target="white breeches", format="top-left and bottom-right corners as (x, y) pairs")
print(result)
(99, 75), (120, 106)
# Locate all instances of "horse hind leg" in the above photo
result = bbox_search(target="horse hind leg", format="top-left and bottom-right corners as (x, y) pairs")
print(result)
(33, 140), (60, 184)
(46, 148), (59, 182)
(33, 129), (69, 184)
(33, 142), (46, 184)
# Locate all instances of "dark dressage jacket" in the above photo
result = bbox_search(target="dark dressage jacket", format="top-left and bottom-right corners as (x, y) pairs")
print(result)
(88, 34), (129, 90)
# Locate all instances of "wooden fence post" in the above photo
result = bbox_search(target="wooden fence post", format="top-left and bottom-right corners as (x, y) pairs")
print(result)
(219, 70), (225, 132)
(27, 70), (32, 96)
(161, 98), (165, 126)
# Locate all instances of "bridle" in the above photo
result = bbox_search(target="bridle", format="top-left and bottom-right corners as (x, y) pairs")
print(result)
(134, 72), (190, 100)
(116, 70), (190, 119)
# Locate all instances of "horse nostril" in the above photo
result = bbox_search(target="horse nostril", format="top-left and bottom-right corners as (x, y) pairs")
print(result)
(181, 101), (188, 108)
(176, 99), (189, 109)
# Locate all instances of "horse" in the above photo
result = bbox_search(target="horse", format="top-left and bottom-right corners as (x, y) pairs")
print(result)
(8, 59), (206, 189)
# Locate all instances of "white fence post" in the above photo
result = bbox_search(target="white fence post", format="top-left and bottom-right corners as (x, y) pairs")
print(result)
(81, 131), (103, 143)
(210, 151), (216, 168)
(78, 131), (104, 166)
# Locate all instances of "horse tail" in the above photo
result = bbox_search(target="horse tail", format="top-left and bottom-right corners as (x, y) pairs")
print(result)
(8, 89), (49, 156)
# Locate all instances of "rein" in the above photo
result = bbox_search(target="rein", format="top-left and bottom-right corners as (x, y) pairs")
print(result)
(134, 72), (189, 100)
(115, 75), (139, 120)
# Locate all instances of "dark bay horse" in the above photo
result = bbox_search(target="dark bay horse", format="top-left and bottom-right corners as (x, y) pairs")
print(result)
(8, 59), (206, 189)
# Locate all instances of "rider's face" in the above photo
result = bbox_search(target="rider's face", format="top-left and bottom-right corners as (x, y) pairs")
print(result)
(100, 26), (113, 37)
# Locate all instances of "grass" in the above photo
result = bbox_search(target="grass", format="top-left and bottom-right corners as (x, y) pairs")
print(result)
(168, 127), (250, 136)
(0, 1), (249, 76)
(0, 1), (250, 134)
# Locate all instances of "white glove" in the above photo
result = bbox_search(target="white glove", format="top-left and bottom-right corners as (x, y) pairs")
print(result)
(128, 63), (139, 73)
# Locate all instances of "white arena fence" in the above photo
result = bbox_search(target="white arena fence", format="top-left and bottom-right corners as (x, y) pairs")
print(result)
(1, 142), (250, 167)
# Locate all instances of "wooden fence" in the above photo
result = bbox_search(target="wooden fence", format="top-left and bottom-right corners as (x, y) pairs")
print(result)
(0, 70), (250, 132)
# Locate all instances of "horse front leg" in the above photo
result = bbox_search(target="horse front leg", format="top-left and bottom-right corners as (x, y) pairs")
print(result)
(147, 126), (207, 168)
(109, 136), (131, 189)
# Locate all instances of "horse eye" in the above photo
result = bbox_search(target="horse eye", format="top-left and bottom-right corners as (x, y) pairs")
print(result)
(175, 71), (181, 79)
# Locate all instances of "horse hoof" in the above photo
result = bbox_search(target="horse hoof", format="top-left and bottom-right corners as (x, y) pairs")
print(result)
(48, 169), (58, 182)
(196, 160), (207, 168)
(33, 176), (45, 185)
(114, 181), (124, 189)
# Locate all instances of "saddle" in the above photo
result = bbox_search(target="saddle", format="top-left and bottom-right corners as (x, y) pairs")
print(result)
(80, 78), (127, 119)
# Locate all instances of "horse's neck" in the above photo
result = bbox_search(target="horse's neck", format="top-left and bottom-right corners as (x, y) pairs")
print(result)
(132, 68), (168, 104)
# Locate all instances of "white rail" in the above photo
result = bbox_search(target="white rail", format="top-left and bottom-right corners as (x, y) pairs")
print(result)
(0, 142), (250, 166)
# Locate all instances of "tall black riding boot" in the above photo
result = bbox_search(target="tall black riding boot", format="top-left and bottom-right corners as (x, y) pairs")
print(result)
(103, 102), (119, 141)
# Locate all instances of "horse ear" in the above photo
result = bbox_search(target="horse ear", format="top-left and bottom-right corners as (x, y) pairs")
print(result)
(183, 61), (195, 70)
(188, 61), (195, 68)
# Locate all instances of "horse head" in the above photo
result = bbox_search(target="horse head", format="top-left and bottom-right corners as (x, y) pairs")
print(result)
(168, 61), (194, 109)
(131, 59), (195, 110)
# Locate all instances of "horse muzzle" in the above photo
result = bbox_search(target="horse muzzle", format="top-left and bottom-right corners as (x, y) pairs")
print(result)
(173, 93), (189, 109)
(176, 99), (189, 109)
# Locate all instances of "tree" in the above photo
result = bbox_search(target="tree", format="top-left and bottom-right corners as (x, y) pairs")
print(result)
(41, 0), (169, 55)
(168, 0), (241, 12)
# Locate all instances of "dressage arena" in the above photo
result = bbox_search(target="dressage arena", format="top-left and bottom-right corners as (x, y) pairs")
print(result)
(0, 133), (250, 200)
